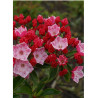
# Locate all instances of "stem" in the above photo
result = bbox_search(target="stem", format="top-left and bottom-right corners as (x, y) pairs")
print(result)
(51, 75), (60, 88)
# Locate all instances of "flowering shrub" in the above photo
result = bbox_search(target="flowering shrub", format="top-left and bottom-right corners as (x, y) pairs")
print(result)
(13, 14), (84, 97)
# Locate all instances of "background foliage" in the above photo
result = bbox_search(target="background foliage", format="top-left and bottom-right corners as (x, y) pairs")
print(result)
(13, 1), (84, 98)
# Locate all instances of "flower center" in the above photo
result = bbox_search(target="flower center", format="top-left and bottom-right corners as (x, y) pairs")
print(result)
(21, 64), (25, 67)
(19, 50), (23, 55)
(59, 45), (62, 49)
(61, 60), (64, 63)
(53, 32), (56, 35)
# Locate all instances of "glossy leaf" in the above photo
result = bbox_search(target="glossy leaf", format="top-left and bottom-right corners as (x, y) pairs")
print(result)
(13, 76), (25, 90)
(64, 71), (71, 82)
(40, 88), (61, 96)
(48, 67), (58, 82)
(66, 50), (77, 57)
(14, 85), (32, 95)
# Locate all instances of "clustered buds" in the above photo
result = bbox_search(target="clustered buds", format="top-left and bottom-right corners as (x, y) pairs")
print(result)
(13, 14), (84, 83)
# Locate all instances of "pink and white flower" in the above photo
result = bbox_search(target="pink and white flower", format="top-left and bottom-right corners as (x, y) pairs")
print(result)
(33, 47), (48, 65)
(13, 59), (34, 78)
(48, 16), (56, 24)
(76, 41), (84, 56)
(44, 16), (56, 24)
(48, 24), (60, 36)
(51, 36), (68, 50)
(57, 55), (68, 66)
(72, 66), (84, 83)
(15, 26), (27, 37)
(13, 42), (31, 61)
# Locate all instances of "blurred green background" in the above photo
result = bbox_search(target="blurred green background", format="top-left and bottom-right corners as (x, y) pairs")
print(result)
(13, 1), (84, 98)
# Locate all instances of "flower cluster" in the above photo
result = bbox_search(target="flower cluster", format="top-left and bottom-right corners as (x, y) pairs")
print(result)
(13, 14), (84, 83)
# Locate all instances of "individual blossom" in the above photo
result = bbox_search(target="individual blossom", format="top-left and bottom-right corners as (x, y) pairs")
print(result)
(18, 19), (24, 25)
(59, 69), (68, 76)
(15, 26), (27, 37)
(13, 42), (31, 61)
(61, 18), (68, 26)
(55, 16), (61, 23)
(44, 16), (56, 25)
(13, 59), (34, 78)
(33, 47), (48, 65)
(57, 55), (68, 66)
(32, 18), (37, 27)
(26, 15), (31, 23)
(19, 14), (24, 19)
(76, 41), (84, 56)
(51, 36), (68, 50)
(14, 15), (19, 22)
(48, 16), (56, 24)
(48, 24), (60, 36)
(71, 66), (84, 83)
(37, 15), (44, 23)
(60, 26), (66, 33)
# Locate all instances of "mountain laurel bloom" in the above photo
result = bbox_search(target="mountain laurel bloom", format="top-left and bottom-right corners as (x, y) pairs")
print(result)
(51, 36), (68, 50)
(13, 59), (34, 78)
(13, 42), (31, 61)
(71, 66), (84, 83)
(48, 24), (60, 36)
(13, 14), (84, 83)
(76, 41), (84, 56)
(57, 55), (68, 66)
(15, 26), (27, 37)
(33, 47), (48, 65)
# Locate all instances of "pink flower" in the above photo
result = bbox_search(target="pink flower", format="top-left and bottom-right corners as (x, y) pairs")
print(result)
(48, 16), (56, 24)
(51, 36), (68, 50)
(48, 24), (60, 36)
(72, 66), (84, 83)
(15, 26), (27, 37)
(76, 41), (84, 56)
(57, 55), (68, 66)
(33, 47), (48, 65)
(44, 16), (56, 24)
(13, 59), (34, 78)
(13, 42), (31, 61)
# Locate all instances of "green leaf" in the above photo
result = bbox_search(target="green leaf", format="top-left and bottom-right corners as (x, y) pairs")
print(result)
(30, 71), (39, 86)
(14, 84), (32, 95)
(35, 30), (39, 35)
(40, 88), (61, 96)
(13, 76), (25, 90)
(64, 71), (71, 82)
(66, 50), (77, 57)
(48, 67), (58, 81)
(67, 64), (72, 71)
(36, 77), (48, 94)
